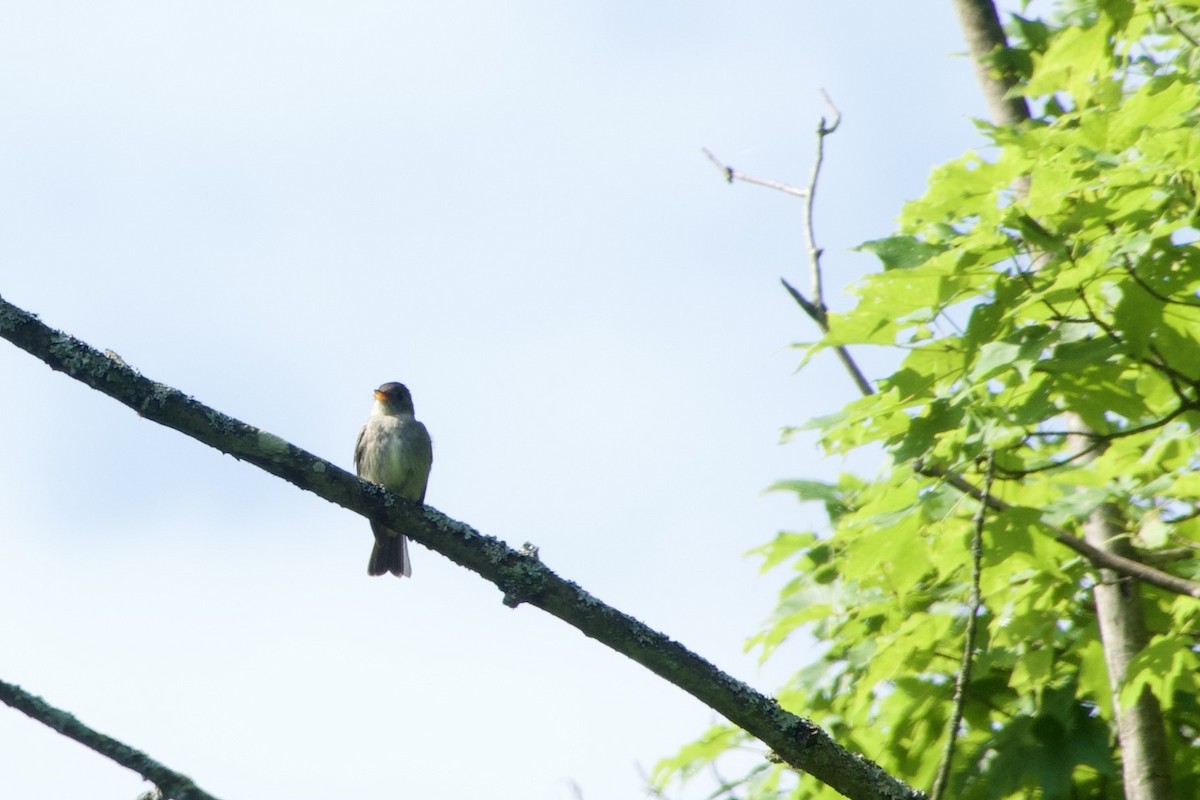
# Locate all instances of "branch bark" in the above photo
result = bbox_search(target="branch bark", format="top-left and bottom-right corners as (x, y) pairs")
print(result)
(1070, 446), (1175, 800)
(0, 295), (922, 800)
(950, 0), (1030, 126)
(801, 89), (841, 316)
(0, 679), (220, 800)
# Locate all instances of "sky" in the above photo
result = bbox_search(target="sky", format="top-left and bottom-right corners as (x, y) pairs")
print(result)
(0, 3), (1003, 799)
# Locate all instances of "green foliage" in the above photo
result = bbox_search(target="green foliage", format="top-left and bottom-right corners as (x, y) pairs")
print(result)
(656, 2), (1200, 798)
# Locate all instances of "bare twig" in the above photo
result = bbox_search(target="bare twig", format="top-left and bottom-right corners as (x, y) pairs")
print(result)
(787, 93), (873, 394)
(787, 93), (874, 397)
(701, 147), (808, 197)
(0, 678), (220, 800)
(703, 92), (872, 398)
(804, 90), (841, 314)
(929, 452), (991, 800)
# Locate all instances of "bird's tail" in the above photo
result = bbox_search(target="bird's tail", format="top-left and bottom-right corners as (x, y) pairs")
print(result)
(368, 524), (412, 577)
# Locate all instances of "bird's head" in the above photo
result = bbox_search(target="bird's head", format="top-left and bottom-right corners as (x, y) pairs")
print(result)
(373, 382), (416, 416)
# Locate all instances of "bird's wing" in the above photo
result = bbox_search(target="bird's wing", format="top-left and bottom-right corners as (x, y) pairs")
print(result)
(353, 425), (368, 474)
(413, 422), (434, 503)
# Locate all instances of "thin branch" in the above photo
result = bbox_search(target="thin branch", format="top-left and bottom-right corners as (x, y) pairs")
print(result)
(1124, 266), (1200, 307)
(1002, 438), (1105, 476)
(1120, 253), (1200, 308)
(804, 89), (841, 314)
(701, 147), (808, 198)
(916, 461), (1200, 599)
(1041, 257), (1200, 391)
(791, 93), (874, 396)
(1001, 400), (1200, 478)
(929, 452), (991, 800)
(1160, 5), (1200, 48)
(1135, 546), (1196, 566)
(0, 678), (220, 800)
(784, 279), (875, 398)
(0, 295), (922, 800)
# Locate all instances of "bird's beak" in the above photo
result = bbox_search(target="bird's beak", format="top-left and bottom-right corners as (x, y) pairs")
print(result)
(374, 390), (387, 401)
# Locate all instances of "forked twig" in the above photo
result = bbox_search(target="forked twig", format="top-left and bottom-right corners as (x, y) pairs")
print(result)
(804, 89), (841, 314)
(703, 91), (871, 397)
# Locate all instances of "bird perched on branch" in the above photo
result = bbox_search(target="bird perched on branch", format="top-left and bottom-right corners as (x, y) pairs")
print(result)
(354, 382), (433, 577)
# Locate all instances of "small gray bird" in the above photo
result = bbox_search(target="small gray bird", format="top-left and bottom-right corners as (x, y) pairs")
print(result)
(354, 382), (433, 577)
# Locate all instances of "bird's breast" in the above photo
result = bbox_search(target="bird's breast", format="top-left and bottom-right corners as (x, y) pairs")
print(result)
(357, 416), (432, 500)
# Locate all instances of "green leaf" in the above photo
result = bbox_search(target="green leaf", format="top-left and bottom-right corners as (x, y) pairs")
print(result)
(650, 725), (745, 787)
(1010, 13), (1053, 53)
(765, 479), (837, 503)
(1119, 635), (1199, 711)
(745, 531), (817, 572)
(1111, 280), (1162, 356)
(1136, 512), (1170, 549)
(971, 340), (1023, 380)
(856, 235), (944, 271)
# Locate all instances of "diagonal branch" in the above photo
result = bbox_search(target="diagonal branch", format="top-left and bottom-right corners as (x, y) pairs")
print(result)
(0, 678), (221, 800)
(701, 147), (808, 198)
(782, 277), (874, 398)
(916, 462), (1200, 599)
(0, 294), (921, 800)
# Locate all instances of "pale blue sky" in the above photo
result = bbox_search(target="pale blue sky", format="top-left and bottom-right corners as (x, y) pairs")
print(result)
(2, 3), (1002, 798)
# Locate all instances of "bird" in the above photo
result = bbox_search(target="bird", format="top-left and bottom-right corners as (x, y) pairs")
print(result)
(354, 382), (433, 577)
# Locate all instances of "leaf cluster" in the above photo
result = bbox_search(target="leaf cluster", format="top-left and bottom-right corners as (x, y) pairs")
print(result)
(657, 2), (1200, 798)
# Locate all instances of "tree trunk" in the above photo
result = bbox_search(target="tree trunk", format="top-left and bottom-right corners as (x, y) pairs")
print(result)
(1084, 505), (1174, 799)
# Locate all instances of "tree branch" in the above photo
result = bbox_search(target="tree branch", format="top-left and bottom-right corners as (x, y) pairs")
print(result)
(0, 678), (220, 800)
(803, 89), (841, 315)
(916, 462), (1200, 599)
(0, 294), (922, 800)
(701, 147), (808, 198)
